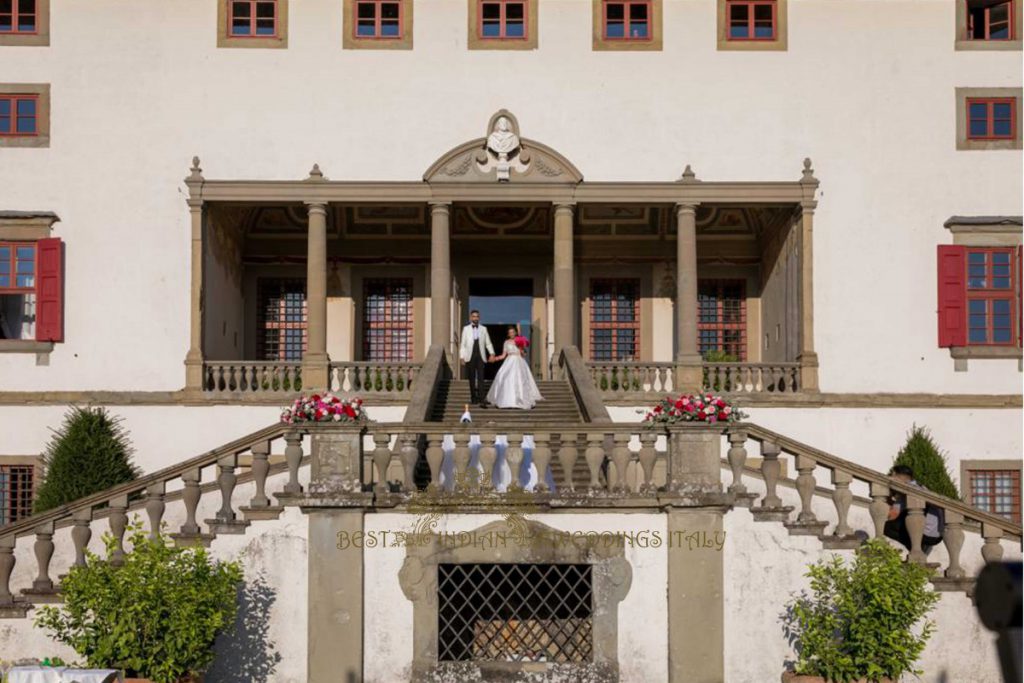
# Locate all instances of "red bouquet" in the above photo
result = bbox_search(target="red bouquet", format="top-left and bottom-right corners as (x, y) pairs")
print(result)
(513, 335), (530, 352)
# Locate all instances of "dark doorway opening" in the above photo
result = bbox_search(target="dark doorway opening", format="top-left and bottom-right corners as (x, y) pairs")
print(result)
(468, 278), (533, 380)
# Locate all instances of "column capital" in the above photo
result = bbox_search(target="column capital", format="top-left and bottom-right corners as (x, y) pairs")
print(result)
(429, 201), (451, 214)
(305, 201), (328, 215)
(800, 199), (818, 212)
(675, 202), (699, 214)
(553, 202), (576, 213)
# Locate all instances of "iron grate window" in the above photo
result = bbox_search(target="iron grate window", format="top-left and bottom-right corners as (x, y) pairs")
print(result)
(590, 279), (640, 361)
(257, 278), (307, 361)
(698, 279), (747, 360)
(969, 469), (1021, 523)
(363, 278), (413, 361)
(438, 563), (594, 664)
(0, 465), (33, 526)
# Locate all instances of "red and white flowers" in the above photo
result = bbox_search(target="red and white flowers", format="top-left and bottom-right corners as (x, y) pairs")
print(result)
(281, 393), (366, 424)
(642, 393), (747, 425)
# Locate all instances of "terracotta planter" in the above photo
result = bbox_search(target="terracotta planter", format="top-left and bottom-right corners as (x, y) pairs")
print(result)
(782, 671), (894, 683)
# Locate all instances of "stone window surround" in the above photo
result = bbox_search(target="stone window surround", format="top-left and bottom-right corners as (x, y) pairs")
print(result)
(468, 0), (538, 50)
(579, 265), (654, 362)
(353, 266), (427, 362)
(343, 0), (414, 50)
(959, 459), (1022, 522)
(717, 0), (788, 52)
(397, 517), (632, 680)
(955, 0), (1023, 51)
(943, 215), (1023, 371)
(217, 0), (289, 49)
(956, 87), (1024, 150)
(0, 83), (49, 148)
(592, 0), (663, 52)
(0, 0), (50, 47)
(0, 454), (39, 525)
(0, 212), (59, 359)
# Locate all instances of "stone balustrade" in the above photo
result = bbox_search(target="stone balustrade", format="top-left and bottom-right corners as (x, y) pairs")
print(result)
(587, 362), (676, 399)
(703, 363), (801, 394)
(203, 361), (303, 395)
(586, 361), (802, 399)
(330, 362), (419, 398)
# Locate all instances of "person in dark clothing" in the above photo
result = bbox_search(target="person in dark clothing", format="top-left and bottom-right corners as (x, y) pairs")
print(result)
(884, 464), (945, 555)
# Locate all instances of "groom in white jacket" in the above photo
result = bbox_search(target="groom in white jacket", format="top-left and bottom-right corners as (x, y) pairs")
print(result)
(460, 309), (495, 407)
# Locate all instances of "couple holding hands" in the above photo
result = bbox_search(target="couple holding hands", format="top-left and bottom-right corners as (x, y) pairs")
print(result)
(458, 310), (543, 411)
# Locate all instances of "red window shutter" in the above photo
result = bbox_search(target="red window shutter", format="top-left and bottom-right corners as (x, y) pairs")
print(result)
(937, 245), (967, 348)
(1018, 245), (1022, 347)
(35, 238), (64, 342)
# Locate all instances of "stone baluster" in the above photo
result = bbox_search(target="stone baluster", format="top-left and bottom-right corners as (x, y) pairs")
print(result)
(638, 431), (658, 493)
(981, 523), (1004, 564)
(0, 536), (15, 606)
(283, 432), (304, 495)
(425, 435), (444, 492)
(942, 511), (966, 579)
(399, 434), (419, 492)
(757, 442), (783, 509)
(70, 509), (93, 567)
(585, 433), (605, 491)
(830, 469), (854, 538)
(478, 433), (497, 491)
(506, 434), (525, 490)
(904, 494), (927, 564)
(452, 433), (472, 490)
(30, 522), (55, 593)
(248, 440), (272, 509)
(216, 455), (238, 522)
(373, 432), (393, 494)
(726, 430), (748, 495)
(611, 433), (631, 493)
(868, 482), (891, 539)
(145, 482), (166, 541)
(557, 433), (580, 493)
(532, 433), (552, 494)
(179, 468), (202, 536)
(108, 494), (129, 566)
(794, 455), (818, 523)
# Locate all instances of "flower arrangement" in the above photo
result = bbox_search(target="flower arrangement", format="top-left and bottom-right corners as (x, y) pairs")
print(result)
(641, 393), (747, 425)
(280, 393), (366, 424)
(514, 335), (530, 352)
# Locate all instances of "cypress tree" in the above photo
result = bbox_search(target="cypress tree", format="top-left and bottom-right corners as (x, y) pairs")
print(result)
(34, 407), (139, 513)
(892, 424), (960, 500)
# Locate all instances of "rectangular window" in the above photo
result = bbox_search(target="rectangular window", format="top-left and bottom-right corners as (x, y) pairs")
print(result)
(590, 279), (640, 361)
(966, 248), (1017, 345)
(967, 98), (1017, 140)
(0, 94), (37, 137)
(437, 563), (593, 663)
(0, 464), (33, 526)
(355, 0), (402, 38)
(257, 278), (307, 361)
(603, 0), (651, 40)
(0, 242), (36, 340)
(363, 278), (413, 361)
(0, 0), (37, 34)
(698, 280), (747, 360)
(229, 0), (278, 37)
(968, 469), (1021, 523)
(727, 0), (776, 40)
(966, 0), (1014, 40)
(480, 0), (527, 39)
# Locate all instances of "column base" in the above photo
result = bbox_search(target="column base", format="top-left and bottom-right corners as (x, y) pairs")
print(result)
(797, 352), (819, 392)
(184, 351), (205, 392)
(302, 355), (331, 392)
(674, 357), (704, 394)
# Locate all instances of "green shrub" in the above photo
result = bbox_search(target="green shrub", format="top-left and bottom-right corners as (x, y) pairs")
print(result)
(35, 520), (243, 683)
(893, 425), (960, 499)
(785, 539), (939, 682)
(34, 407), (140, 513)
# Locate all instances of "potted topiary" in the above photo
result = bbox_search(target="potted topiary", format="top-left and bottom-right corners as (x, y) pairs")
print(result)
(35, 519), (242, 683)
(782, 539), (940, 683)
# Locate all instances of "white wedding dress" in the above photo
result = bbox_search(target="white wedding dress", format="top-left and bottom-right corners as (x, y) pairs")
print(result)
(486, 340), (543, 410)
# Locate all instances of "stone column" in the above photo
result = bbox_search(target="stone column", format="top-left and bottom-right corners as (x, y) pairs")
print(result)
(309, 509), (363, 682)
(675, 203), (702, 392)
(553, 203), (575, 355)
(183, 158), (205, 392)
(303, 201), (330, 389)
(430, 202), (452, 350)
(797, 159), (820, 391)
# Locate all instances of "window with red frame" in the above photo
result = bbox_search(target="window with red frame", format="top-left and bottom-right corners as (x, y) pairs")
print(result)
(0, 240), (62, 343)
(966, 0), (1014, 40)
(480, 0), (526, 39)
(0, 464), (34, 526)
(257, 278), (307, 361)
(603, 1), (651, 40)
(0, 0), (38, 34)
(967, 468), (1021, 523)
(229, 0), (278, 37)
(938, 246), (1021, 347)
(727, 0), (776, 40)
(0, 94), (38, 137)
(590, 279), (640, 361)
(967, 98), (1016, 140)
(363, 278), (413, 361)
(355, 0), (402, 38)
(698, 280), (747, 360)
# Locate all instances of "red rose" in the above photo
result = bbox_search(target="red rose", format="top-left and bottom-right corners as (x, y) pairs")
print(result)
(344, 405), (356, 418)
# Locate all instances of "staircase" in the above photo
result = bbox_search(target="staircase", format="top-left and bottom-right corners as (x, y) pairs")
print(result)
(428, 379), (584, 425)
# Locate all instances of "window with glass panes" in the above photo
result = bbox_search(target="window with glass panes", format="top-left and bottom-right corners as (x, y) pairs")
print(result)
(968, 469), (1021, 523)
(727, 0), (777, 40)
(0, 242), (36, 340)
(480, 0), (526, 39)
(602, 0), (651, 40)
(229, 0), (278, 37)
(0, 0), (37, 34)
(698, 280), (746, 360)
(0, 94), (37, 137)
(363, 278), (413, 361)
(966, 98), (1016, 140)
(355, 0), (402, 38)
(966, 0), (1014, 40)
(0, 464), (33, 526)
(257, 278), (307, 361)
(590, 279), (640, 361)
(967, 248), (1016, 345)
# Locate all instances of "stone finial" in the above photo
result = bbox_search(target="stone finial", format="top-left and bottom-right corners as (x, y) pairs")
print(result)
(188, 156), (203, 181)
(307, 163), (325, 182)
(801, 157), (817, 183)
(679, 164), (698, 183)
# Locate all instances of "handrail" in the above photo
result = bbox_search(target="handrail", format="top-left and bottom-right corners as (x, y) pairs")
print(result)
(403, 344), (449, 423)
(558, 346), (612, 424)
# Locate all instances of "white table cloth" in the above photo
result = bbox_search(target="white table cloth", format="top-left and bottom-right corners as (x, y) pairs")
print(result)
(8, 667), (122, 683)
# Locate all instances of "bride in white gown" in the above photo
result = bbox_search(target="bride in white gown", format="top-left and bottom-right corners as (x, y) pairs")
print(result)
(486, 325), (543, 410)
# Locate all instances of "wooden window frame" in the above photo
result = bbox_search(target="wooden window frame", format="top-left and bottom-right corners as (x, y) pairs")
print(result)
(967, 0), (1015, 40)
(361, 277), (414, 362)
(697, 279), (748, 361)
(956, 88), (1024, 150)
(966, 97), (1017, 140)
(0, 0), (48, 46)
(961, 459), (1022, 523)
(0, 93), (38, 138)
(717, 0), (786, 51)
(957, 0), (1022, 50)
(589, 278), (641, 362)
(592, 0), (661, 51)
(256, 278), (308, 361)
(344, 0), (413, 49)
(353, 0), (404, 41)
(724, 0), (777, 42)
(966, 247), (1018, 346)
(217, 0), (288, 49)
(0, 84), (48, 148)
(478, 0), (528, 41)
(0, 457), (37, 527)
